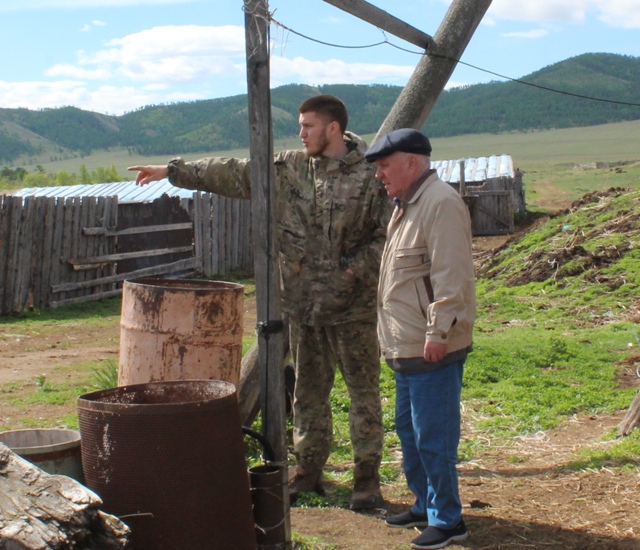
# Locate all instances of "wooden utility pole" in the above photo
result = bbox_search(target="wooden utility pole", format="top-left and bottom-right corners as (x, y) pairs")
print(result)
(244, 0), (291, 547)
(376, 0), (493, 136)
(238, 1), (492, 547)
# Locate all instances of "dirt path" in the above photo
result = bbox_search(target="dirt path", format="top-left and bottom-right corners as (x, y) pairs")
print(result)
(291, 412), (640, 549)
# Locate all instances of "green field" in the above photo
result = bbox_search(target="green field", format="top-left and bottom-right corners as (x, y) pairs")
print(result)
(6, 118), (640, 214)
(12, 118), (639, 176)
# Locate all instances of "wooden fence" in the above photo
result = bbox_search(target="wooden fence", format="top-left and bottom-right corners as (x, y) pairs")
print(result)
(0, 192), (253, 315)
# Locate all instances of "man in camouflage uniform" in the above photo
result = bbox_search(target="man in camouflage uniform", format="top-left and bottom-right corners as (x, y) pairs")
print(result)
(129, 94), (388, 510)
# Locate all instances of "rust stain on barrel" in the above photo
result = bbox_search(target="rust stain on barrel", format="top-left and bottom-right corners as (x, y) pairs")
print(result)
(118, 278), (244, 387)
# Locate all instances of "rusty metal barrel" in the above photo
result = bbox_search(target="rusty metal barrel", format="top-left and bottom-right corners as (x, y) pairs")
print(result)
(77, 379), (257, 550)
(118, 278), (244, 387)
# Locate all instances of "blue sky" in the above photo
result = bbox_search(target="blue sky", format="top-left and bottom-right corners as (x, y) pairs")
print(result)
(1, 0), (638, 116)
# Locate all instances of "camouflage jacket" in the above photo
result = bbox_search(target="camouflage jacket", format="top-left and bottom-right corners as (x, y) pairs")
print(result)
(167, 132), (389, 326)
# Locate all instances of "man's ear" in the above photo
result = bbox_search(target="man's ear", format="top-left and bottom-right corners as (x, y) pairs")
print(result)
(329, 120), (341, 135)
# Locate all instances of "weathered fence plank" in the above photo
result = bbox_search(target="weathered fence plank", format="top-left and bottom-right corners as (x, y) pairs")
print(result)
(0, 197), (9, 312)
(1, 192), (253, 315)
(39, 198), (56, 307)
(50, 197), (66, 306)
(13, 197), (32, 311)
(6, 197), (21, 313)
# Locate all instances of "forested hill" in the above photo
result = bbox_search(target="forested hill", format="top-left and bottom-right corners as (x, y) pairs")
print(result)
(0, 52), (638, 164)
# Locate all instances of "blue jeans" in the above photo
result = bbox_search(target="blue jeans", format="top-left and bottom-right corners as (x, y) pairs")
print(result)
(394, 360), (464, 529)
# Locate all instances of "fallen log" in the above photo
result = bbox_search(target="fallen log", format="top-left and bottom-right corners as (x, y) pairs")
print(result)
(0, 443), (129, 549)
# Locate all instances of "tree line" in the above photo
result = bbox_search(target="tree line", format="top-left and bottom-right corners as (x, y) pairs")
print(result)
(0, 165), (123, 190)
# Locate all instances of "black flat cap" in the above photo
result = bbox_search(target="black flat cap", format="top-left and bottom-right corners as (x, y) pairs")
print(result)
(364, 128), (432, 162)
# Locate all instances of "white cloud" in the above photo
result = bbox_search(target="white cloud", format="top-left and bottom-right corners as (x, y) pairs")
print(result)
(101, 25), (247, 83)
(0, 80), (92, 110)
(488, 0), (640, 28)
(35, 25), (247, 93)
(45, 64), (111, 80)
(490, 0), (589, 23)
(0, 0), (197, 12)
(1, 23), (416, 114)
(593, 0), (640, 28)
(271, 56), (413, 85)
(80, 19), (106, 32)
(502, 29), (549, 39)
(0, 79), (201, 114)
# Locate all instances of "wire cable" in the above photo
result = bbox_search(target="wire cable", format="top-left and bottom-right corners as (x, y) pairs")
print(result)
(269, 15), (640, 108)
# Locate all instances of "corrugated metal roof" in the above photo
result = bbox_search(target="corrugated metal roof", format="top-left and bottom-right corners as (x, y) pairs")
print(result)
(11, 155), (515, 201)
(434, 154), (514, 184)
(12, 179), (193, 203)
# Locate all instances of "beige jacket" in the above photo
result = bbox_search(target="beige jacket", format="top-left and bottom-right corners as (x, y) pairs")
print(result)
(377, 171), (476, 359)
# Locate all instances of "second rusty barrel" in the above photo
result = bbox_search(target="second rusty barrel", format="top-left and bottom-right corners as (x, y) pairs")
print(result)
(78, 380), (257, 550)
(118, 278), (244, 387)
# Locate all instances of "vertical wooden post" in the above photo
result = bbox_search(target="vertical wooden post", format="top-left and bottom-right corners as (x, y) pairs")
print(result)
(244, 0), (291, 547)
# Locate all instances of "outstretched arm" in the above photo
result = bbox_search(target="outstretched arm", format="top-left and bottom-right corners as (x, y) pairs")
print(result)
(127, 164), (168, 186)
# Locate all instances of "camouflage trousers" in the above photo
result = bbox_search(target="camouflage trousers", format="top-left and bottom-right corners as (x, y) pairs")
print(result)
(289, 319), (383, 474)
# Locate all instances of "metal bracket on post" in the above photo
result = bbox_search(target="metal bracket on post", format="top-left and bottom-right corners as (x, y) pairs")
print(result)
(255, 320), (285, 339)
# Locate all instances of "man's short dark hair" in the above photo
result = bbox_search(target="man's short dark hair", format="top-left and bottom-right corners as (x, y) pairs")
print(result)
(298, 94), (348, 133)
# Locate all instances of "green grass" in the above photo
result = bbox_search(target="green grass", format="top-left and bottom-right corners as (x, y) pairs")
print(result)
(92, 359), (119, 390)
(2, 147), (640, 539)
(0, 297), (121, 327)
(0, 360), (105, 430)
(566, 428), (640, 471)
(6, 119), (640, 190)
(291, 533), (340, 549)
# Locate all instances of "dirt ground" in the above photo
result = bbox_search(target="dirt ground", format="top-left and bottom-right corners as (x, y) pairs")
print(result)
(1, 233), (640, 549)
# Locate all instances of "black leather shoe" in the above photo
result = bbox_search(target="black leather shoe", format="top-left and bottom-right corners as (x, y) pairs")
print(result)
(410, 520), (468, 549)
(385, 509), (429, 529)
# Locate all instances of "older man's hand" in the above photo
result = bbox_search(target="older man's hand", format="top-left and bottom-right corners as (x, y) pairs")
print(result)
(424, 340), (448, 363)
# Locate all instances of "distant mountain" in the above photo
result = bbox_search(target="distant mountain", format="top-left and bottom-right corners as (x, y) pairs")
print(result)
(0, 53), (638, 165)
(426, 53), (640, 136)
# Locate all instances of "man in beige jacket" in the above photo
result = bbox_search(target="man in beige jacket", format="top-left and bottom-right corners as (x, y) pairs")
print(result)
(365, 129), (476, 550)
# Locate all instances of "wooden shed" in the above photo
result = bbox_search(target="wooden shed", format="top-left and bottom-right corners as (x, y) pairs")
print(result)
(434, 154), (525, 235)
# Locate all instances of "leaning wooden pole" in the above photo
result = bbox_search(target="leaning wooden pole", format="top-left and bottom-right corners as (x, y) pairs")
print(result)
(618, 388), (640, 437)
(244, 0), (291, 547)
(376, 0), (493, 137)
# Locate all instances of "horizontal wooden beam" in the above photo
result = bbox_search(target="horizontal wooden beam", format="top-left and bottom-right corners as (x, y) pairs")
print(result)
(51, 257), (198, 293)
(322, 0), (432, 49)
(68, 246), (193, 267)
(83, 222), (193, 237)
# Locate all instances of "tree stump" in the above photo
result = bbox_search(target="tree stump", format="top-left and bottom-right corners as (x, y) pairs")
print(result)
(618, 387), (640, 437)
(0, 443), (130, 549)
